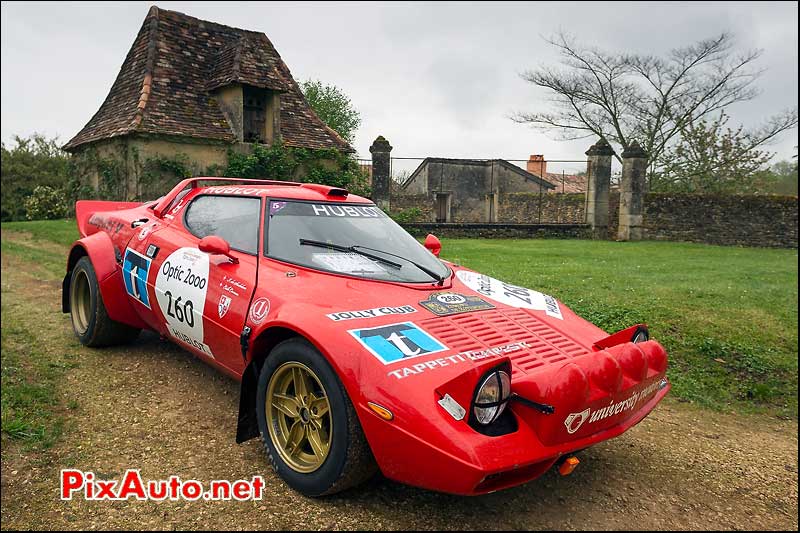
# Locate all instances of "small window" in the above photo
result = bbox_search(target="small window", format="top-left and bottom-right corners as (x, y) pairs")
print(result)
(243, 86), (268, 143)
(184, 195), (261, 255)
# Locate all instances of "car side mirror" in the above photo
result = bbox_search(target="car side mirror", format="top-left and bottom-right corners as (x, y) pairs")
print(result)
(199, 235), (238, 264)
(424, 234), (442, 257)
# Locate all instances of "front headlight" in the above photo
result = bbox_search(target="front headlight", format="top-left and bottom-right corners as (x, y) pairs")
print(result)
(473, 370), (511, 425)
(632, 326), (649, 343)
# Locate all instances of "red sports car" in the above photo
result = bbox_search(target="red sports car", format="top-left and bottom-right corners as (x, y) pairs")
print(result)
(63, 178), (670, 496)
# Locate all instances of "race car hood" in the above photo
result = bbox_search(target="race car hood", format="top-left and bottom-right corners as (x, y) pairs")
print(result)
(260, 260), (668, 449)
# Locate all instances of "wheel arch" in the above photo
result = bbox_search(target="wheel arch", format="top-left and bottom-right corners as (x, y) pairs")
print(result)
(236, 324), (342, 444)
(62, 233), (147, 329)
(236, 325), (307, 443)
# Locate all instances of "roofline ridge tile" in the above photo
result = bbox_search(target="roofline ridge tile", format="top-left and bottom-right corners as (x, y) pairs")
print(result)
(132, 7), (160, 130)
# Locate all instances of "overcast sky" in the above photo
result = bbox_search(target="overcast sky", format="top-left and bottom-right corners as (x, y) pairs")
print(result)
(1, 1), (797, 176)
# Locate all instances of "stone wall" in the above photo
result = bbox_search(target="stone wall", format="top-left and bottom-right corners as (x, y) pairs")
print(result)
(401, 223), (593, 240)
(396, 191), (798, 248)
(391, 194), (434, 221)
(641, 193), (798, 248)
(497, 192), (586, 224)
(396, 191), (586, 224)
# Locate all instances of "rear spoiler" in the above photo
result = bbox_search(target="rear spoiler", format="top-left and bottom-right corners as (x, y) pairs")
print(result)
(75, 200), (143, 237)
(151, 177), (303, 218)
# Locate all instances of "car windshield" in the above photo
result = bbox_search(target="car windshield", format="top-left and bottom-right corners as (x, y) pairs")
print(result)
(266, 200), (450, 283)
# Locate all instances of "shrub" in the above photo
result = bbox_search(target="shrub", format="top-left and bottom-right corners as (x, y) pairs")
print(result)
(24, 186), (68, 220)
(225, 142), (371, 198)
(389, 207), (423, 223)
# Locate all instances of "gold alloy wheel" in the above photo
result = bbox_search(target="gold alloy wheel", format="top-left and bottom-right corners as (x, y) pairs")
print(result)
(266, 362), (333, 473)
(70, 269), (92, 335)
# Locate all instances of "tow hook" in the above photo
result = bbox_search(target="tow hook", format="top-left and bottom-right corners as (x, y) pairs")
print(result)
(557, 456), (580, 476)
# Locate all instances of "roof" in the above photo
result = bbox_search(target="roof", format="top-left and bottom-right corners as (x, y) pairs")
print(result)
(403, 157), (556, 190)
(64, 6), (351, 152)
(542, 172), (586, 193)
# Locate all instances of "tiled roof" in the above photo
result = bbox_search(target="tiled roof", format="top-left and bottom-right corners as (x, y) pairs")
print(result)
(64, 6), (351, 152)
(543, 172), (586, 193)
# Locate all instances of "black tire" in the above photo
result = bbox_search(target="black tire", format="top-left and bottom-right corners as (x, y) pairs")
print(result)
(69, 256), (140, 347)
(256, 338), (377, 496)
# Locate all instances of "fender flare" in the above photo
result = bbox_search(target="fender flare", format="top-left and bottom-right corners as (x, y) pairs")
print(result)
(62, 232), (148, 329)
(235, 322), (348, 444)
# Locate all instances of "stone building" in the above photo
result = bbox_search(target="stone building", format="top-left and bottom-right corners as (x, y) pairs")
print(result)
(63, 6), (351, 199)
(399, 158), (555, 222)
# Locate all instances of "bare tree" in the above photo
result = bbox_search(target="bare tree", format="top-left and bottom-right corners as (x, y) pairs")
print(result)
(513, 32), (798, 185)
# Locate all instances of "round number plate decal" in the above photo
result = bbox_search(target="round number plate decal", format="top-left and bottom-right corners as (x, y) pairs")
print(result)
(455, 270), (563, 319)
(155, 247), (215, 357)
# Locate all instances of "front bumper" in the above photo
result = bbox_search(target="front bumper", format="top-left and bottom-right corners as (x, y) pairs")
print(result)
(359, 381), (670, 495)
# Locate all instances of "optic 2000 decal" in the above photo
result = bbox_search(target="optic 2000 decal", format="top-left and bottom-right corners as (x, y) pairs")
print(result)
(154, 247), (214, 358)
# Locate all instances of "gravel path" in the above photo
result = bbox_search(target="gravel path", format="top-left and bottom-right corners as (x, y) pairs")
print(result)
(1, 244), (797, 530)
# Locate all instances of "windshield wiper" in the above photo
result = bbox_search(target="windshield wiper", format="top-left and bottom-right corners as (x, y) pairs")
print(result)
(351, 244), (445, 285)
(298, 239), (403, 269)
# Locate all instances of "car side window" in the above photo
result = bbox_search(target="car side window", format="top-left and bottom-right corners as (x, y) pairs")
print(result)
(184, 195), (261, 255)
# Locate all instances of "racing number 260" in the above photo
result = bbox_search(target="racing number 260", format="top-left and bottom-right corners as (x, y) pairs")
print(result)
(164, 290), (195, 327)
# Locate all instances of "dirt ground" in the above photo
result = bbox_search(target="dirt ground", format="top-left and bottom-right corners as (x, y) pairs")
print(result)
(0, 244), (797, 531)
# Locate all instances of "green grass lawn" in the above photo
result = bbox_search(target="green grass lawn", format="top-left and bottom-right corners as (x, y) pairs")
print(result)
(2, 219), (798, 420)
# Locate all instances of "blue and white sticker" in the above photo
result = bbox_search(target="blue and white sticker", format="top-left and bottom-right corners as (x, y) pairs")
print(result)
(122, 248), (152, 309)
(349, 322), (447, 364)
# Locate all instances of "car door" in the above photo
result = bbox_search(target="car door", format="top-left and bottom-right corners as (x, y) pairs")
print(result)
(129, 193), (262, 375)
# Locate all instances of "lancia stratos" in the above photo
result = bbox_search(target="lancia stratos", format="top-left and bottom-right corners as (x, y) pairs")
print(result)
(62, 177), (670, 496)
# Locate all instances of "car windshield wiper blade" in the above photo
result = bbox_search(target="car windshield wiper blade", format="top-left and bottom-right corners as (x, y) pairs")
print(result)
(298, 238), (403, 269)
(351, 244), (445, 285)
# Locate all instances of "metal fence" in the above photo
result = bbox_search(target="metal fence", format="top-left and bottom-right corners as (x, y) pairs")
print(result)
(386, 156), (590, 194)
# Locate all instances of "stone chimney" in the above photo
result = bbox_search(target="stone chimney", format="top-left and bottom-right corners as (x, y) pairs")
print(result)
(527, 154), (547, 177)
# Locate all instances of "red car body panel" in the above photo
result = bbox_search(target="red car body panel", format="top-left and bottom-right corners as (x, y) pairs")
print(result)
(64, 178), (670, 495)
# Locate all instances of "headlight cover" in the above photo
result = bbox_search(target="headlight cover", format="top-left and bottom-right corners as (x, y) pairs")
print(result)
(473, 370), (511, 425)
(632, 326), (649, 343)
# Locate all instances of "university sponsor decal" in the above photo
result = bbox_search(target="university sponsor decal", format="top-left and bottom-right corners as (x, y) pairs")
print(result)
(418, 292), (494, 316)
(218, 295), (231, 319)
(122, 248), (152, 309)
(327, 305), (416, 321)
(350, 322), (447, 364)
(564, 409), (590, 434)
(249, 297), (270, 325)
(155, 247), (213, 357)
(455, 270), (564, 320)
(563, 378), (667, 434)
(387, 341), (529, 379)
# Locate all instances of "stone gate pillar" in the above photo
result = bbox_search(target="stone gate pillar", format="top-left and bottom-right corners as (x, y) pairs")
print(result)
(369, 135), (392, 211)
(585, 138), (614, 236)
(618, 141), (648, 241)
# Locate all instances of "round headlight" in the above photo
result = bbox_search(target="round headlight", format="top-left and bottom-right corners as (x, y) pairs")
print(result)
(632, 328), (649, 343)
(473, 370), (511, 425)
